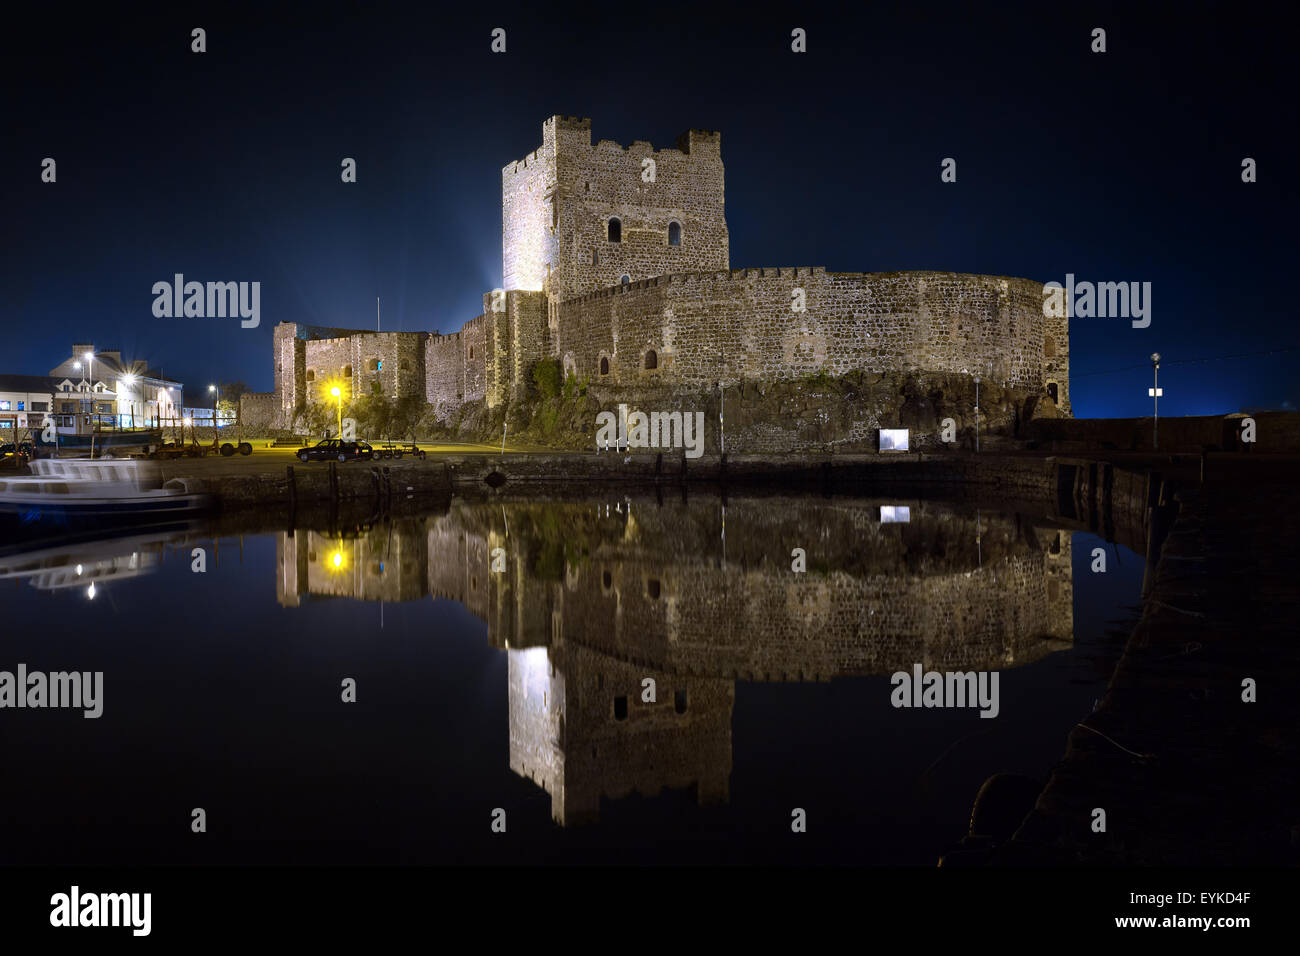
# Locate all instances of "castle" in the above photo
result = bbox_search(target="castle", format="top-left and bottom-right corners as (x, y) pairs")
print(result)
(266, 116), (1070, 446)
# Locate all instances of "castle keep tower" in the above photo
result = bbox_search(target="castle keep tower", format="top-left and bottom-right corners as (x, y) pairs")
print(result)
(502, 116), (730, 305)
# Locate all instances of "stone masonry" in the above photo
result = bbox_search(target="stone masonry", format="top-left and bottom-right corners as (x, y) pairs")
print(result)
(272, 115), (1071, 434)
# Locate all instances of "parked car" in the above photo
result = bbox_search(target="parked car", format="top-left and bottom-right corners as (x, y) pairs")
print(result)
(372, 441), (426, 460)
(295, 439), (373, 462)
(1, 441), (36, 459)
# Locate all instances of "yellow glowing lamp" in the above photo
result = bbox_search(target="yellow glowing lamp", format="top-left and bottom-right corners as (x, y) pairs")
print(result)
(330, 386), (341, 398)
(332, 551), (344, 569)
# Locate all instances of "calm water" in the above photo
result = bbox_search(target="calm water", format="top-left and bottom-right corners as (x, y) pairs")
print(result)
(0, 492), (1142, 865)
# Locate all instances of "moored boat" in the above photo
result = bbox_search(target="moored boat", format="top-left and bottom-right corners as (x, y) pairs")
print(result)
(0, 457), (211, 528)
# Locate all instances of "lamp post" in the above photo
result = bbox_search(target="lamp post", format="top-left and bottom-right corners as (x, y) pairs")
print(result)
(72, 360), (81, 448)
(83, 351), (95, 457)
(121, 374), (136, 428)
(1149, 353), (1162, 450)
(330, 386), (343, 438)
(974, 372), (981, 453)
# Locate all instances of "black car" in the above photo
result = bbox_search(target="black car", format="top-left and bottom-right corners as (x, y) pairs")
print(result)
(1, 441), (36, 459)
(295, 439), (373, 462)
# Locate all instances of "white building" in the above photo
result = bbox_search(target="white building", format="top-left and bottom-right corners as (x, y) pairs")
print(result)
(0, 374), (58, 436)
(0, 344), (186, 442)
(47, 342), (184, 434)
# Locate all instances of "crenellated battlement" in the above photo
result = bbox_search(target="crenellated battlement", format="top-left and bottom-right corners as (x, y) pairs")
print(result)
(676, 129), (721, 153)
(589, 136), (722, 160)
(549, 115), (591, 131)
(557, 266), (1044, 305)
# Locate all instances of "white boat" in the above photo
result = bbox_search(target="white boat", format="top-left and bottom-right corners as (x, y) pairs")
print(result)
(0, 457), (210, 524)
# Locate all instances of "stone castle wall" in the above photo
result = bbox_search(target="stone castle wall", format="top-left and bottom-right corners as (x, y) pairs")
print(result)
(554, 118), (729, 302)
(506, 291), (550, 404)
(238, 391), (278, 431)
(301, 331), (425, 405)
(503, 116), (729, 306)
(461, 316), (489, 404)
(424, 332), (466, 420)
(273, 323), (305, 421)
(555, 268), (1059, 393)
(271, 115), (1069, 433)
(274, 322), (366, 422)
(418, 299), (500, 413)
(501, 123), (558, 294)
(1037, 283), (1071, 415)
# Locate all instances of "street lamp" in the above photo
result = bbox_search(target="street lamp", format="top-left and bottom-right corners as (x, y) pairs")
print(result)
(1149, 353), (1163, 450)
(121, 374), (136, 428)
(330, 385), (343, 438)
(83, 351), (95, 455)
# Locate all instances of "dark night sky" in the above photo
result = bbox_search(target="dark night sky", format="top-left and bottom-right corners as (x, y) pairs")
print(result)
(2, 2), (1295, 416)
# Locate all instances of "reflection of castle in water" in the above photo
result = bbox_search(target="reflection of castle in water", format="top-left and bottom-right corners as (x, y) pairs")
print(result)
(276, 497), (1074, 824)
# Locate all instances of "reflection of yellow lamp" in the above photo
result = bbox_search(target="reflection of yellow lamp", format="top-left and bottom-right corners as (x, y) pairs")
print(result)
(332, 550), (344, 569)
(330, 385), (343, 438)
